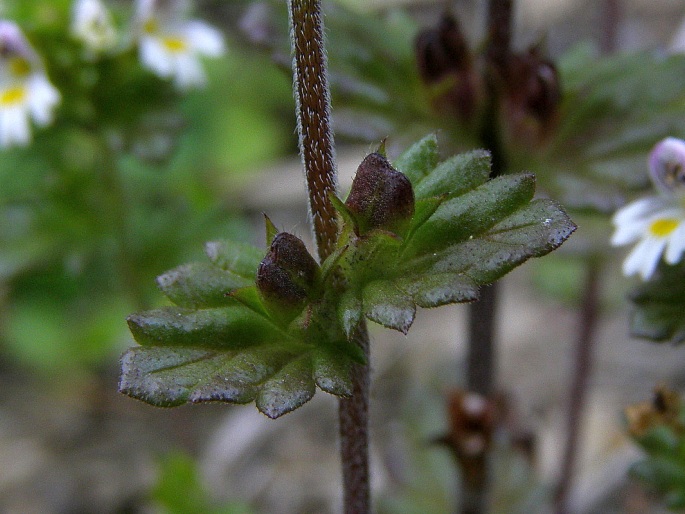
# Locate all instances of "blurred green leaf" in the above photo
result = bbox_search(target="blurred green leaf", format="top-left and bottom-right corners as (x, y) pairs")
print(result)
(152, 451), (254, 514)
(629, 262), (685, 344)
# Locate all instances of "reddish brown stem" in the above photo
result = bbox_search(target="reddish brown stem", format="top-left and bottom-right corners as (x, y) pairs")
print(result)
(288, 1), (370, 513)
(554, 261), (601, 514)
(288, 0), (339, 261)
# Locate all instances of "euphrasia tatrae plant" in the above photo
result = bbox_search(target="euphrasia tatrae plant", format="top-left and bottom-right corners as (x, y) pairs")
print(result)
(119, 135), (576, 418)
(612, 137), (685, 344)
(612, 137), (685, 281)
(0, 21), (60, 148)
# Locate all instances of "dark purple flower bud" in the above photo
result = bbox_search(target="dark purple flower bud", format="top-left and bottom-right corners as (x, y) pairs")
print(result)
(345, 152), (415, 236)
(415, 14), (481, 123)
(496, 48), (561, 146)
(256, 232), (319, 323)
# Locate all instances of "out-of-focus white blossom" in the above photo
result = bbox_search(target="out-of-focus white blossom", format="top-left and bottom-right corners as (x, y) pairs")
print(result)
(611, 138), (685, 280)
(71, 0), (118, 53)
(134, 0), (224, 90)
(0, 21), (60, 148)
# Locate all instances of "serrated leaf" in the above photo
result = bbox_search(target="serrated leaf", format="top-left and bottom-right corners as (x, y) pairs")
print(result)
(338, 289), (363, 338)
(392, 133), (439, 185)
(156, 262), (252, 308)
(405, 198), (576, 284)
(312, 347), (354, 397)
(119, 344), (328, 414)
(396, 272), (479, 308)
(204, 240), (264, 279)
(629, 262), (685, 344)
(229, 286), (271, 318)
(256, 355), (315, 418)
(413, 150), (491, 201)
(406, 195), (445, 240)
(362, 280), (415, 334)
(127, 306), (282, 349)
(405, 173), (537, 257)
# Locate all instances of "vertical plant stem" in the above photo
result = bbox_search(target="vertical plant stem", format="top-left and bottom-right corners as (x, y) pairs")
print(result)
(466, 283), (498, 398)
(485, 0), (513, 67)
(339, 324), (371, 514)
(99, 147), (148, 311)
(600, 0), (621, 55)
(288, 0), (339, 261)
(554, 261), (601, 514)
(288, 1), (370, 512)
(461, 2), (513, 512)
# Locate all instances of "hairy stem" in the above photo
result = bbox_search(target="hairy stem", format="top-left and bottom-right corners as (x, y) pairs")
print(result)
(338, 323), (371, 514)
(288, 0), (339, 261)
(554, 261), (601, 514)
(288, 1), (370, 512)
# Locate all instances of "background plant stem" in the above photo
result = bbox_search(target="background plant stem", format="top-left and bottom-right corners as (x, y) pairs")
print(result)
(288, 1), (370, 512)
(460, 2), (513, 513)
(554, 260), (601, 514)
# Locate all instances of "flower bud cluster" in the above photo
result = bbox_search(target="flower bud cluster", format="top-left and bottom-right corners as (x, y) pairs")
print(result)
(415, 14), (561, 146)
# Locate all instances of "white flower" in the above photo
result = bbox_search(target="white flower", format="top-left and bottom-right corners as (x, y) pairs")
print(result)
(134, 0), (224, 90)
(71, 0), (118, 53)
(0, 21), (60, 148)
(611, 138), (685, 280)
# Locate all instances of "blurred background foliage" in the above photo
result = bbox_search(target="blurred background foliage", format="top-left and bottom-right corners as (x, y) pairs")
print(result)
(0, 0), (295, 376)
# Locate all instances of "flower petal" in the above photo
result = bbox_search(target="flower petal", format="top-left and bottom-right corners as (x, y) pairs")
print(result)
(184, 20), (224, 57)
(612, 196), (666, 226)
(665, 221), (685, 264)
(0, 106), (31, 147)
(173, 52), (205, 89)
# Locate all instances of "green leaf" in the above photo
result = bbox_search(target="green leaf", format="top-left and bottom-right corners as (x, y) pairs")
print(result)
(405, 199), (576, 284)
(396, 272), (479, 308)
(120, 344), (304, 410)
(362, 280), (415, 334)
(156, 262), (252, 309)
(629, 262), (685, 344)
(127, 306), (282, 349)
(312, 347), (354, 397)
(264, 214), (279, 246)
(256, 354), (315, 418)
(406, 173), (537, 256)
(204, 240), (264, 279)
(413, 150), (491, 201)
(406, 196), (446, 238)
(338, 289), (363, 338)
(393, 133), (439, 185)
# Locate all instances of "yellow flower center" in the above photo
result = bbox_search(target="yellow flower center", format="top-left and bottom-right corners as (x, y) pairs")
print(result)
(649, 218), (680, 238)
(8, 57), (31, 78)
(162, 37), (187, 53)
(0, 86), (26, 106)
(143, 19), (158, 34)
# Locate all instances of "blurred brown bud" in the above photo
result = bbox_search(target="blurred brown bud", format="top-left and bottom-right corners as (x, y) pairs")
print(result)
(415, 14), (482, 123)
(256, 232), (319, 323)
(345, 152), (415, 237)
(625, 385), (683, 439)
(496, 48), (562, 146)
(436, 390), (496, 489)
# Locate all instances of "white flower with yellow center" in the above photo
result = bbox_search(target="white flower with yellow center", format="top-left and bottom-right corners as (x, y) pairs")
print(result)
(134, 0), (224, 90)
(71, 0), (118, 54)
(0, 21), (60, 148)
(611, 137), (685, 280)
